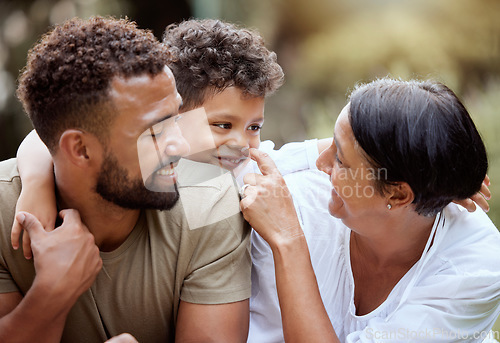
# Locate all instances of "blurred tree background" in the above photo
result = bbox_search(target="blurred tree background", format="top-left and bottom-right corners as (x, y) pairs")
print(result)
(5, 0), (500, 223)
(1, 0), (499, 333)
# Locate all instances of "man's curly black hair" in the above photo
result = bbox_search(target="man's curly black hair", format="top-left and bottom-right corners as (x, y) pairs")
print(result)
(17, 16), (171, 152)
(163, 19), (284, 111)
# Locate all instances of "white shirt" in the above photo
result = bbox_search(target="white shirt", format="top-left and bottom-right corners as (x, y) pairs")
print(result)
(248, 167), (500, 343)
(235, 139), (320, 187)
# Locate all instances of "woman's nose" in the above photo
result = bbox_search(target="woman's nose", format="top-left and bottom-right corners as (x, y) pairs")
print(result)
(316, 149), (333, 176)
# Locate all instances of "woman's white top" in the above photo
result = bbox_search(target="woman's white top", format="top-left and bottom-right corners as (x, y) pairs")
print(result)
(248, 168), (500, 343)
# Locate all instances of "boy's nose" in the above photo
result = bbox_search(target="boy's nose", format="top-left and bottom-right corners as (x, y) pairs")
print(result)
(228, 132), (249, 150)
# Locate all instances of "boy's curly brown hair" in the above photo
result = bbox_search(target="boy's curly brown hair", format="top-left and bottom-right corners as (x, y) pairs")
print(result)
(163, 19), (284, 111)
(17, 16), (171, 152)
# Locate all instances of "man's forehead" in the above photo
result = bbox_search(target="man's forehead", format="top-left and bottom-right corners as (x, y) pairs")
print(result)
(110, 68), (174, 90)
(108, 69), (179, 107)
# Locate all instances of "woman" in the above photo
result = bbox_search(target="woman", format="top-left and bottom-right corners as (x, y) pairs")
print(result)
(241, 78), (500, 342)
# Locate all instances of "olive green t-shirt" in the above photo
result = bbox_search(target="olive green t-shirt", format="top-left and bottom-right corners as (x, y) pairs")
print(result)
(0, 158), (251, 342)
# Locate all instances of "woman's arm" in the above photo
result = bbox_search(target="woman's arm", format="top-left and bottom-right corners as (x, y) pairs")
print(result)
(12, 130), (57, 259)
(240, 149), (339, 343)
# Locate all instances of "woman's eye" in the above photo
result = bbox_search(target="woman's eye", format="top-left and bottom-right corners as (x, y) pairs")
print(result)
(213, 123), (232, 129)
(335, 153), (344, 166)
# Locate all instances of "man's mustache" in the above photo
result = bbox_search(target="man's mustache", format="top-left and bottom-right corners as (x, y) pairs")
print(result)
(155, 155), (182, 171)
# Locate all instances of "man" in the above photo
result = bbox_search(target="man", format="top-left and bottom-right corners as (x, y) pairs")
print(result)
(0, 16), (251, 342)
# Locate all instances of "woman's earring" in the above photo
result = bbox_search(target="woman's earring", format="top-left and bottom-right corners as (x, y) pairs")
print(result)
(387, 204), (392, 210)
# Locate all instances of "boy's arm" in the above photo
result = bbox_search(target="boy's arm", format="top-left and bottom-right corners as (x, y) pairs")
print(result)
(12, 130), (57, 259)
(453, 175), (491, 212)
(317, 137), (333, 155)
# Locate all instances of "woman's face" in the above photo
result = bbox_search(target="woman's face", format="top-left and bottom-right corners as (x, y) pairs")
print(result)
(316, 104), (389, 230)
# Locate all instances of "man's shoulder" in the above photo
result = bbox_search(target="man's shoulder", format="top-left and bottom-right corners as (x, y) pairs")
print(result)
(0, 158), (21, 208)
(148, 168), (244, 234)
(177, 169), (242, 231)
(0, 158), (20, 184)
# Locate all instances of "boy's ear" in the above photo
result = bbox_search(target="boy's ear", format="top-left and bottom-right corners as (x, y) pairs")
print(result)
(58, 130), (103, 167)
(387, 182), (414, 210)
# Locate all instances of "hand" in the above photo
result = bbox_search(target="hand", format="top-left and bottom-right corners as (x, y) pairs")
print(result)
(16, 210), (102, 304)
(453, 175), (491, 212)
(105, 333), (139, 342)
(240, 149), (303, 248)
(11, 188), (57, 259)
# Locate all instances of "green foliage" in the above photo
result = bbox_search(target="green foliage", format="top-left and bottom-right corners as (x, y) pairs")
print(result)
(220, 0), (500, 228)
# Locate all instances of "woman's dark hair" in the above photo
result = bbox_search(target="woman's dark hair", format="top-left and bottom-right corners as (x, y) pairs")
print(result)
(349, 78), (488, 216)
(163, 19), (284, 111)
(17, 16), (171, 152)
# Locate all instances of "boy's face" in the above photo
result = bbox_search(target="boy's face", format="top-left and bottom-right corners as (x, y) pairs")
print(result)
(180, 87), (264, 171)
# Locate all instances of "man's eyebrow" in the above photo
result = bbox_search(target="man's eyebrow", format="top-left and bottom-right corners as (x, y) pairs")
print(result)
(150, 114), (174, 126)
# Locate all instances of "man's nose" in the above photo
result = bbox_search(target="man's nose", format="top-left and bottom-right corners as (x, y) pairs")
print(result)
(162, 121), (190, 157)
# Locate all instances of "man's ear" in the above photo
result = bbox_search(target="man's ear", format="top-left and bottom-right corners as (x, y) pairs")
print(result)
(387, 182), (415, 210)
(58, 130), (103, 167)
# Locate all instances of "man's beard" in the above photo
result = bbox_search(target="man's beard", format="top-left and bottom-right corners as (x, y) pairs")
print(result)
(95, 151), (179, 211)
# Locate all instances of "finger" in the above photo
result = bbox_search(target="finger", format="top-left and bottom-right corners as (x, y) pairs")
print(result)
(11, 219), (22, 250)
(479, 181), (491, 200)
(484, 174), (490, 187)
(240, 186), (258, 213)
(15, 212), (45, 241)
(455, 198), (476, 212)
(59, 209), (92, 235)
(242, 173), (267, 186)
(249, 148), (281, 176)
(59, 208), (81, 221)
(470, 193), (490, 212)
(22, 230), (33, 260)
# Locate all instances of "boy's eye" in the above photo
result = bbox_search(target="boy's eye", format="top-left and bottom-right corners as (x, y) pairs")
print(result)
(213, 123), (232, 129)
(248, 125), (262, 131)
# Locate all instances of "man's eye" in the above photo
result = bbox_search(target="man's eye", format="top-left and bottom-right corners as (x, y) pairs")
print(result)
(213, 123), (232, 129)
(150, 127), (164, 138)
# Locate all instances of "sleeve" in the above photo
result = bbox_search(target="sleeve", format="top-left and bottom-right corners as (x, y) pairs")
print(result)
(0, 265), (19, 293)
(0, 160), (23, 294)
(346, 271), (500, 343)
(260, 139), (319, 175)
(178, 176), (252, 305)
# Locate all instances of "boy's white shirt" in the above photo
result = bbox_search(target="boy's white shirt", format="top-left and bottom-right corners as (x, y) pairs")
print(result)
(235, 139), (320, 188)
